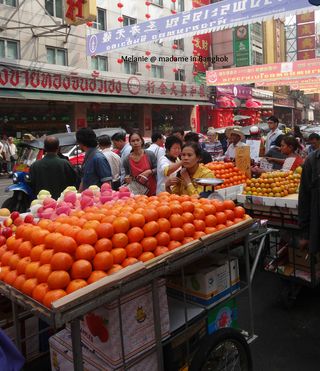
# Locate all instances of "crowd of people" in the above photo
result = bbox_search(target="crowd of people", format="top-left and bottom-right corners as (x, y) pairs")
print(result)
(0, 137), (17, 175)
(26, 116), (320, 200)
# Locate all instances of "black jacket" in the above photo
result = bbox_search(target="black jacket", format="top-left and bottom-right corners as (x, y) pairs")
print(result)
(298, 150), (320, 253)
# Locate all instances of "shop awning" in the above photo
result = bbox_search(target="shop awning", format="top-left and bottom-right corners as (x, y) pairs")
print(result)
(0, 89), (211, 106)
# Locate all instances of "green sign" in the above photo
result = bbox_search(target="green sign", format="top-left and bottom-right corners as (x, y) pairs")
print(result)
(194, 72), (206, 85)
(233, 25), (251, 67)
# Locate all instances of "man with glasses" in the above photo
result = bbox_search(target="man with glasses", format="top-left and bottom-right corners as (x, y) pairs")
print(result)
(265, 116), (283, 153)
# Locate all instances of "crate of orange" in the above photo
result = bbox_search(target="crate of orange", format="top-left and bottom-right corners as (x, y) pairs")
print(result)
(205, 162), (248, 190)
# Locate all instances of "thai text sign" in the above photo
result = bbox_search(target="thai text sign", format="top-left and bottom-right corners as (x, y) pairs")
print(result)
(257, 77), (317, 87)
(0, 67), (207, 101)
(86, 0), (314, 55)
(206, 58), (320, 86)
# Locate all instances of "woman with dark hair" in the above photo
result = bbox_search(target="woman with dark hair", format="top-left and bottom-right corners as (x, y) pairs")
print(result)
(157, 135), (182, 194)
(122, 132), (157, 196)
(169, 142), (214, 196)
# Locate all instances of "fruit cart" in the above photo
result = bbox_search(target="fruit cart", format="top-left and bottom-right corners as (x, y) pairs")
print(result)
(0, 218), (264, 371)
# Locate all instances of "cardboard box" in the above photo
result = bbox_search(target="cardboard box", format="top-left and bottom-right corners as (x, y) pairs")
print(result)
(50, 329), (158, 371)
(288, 247), (320, 272)
(207, 298), (238, 335)
(80, 279), (169, 367)
(167, 256), (240, 306)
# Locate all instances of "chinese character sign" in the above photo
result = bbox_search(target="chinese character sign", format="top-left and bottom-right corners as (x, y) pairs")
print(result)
(86, 0), (314, 55)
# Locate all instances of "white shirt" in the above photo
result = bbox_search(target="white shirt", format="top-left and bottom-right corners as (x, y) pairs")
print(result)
(156, 156), (180, 194)
(101, 148), (121, 182)
(225, 141), (246, 159)
(120, 143), (132, 183)
(148, 143), (165, 162)
(265, 128), (282, 152)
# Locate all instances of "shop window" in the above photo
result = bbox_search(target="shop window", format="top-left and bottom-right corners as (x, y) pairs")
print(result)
(0, 0), (16, 6)
(123, 16), (137, 26)
(124, 61), (138, 75)
(91, 56), (108, 71)
(151, 0), (163, 7)
(0, 38), (19, 59)
(92, 8), (106, 31)
(45, 0), (63, 18)
(46, 47), (67, 66)
(174, 39), (184, 51)
(175, 69), (185, 82)
(252, 50), (263, 65)
(151, 65), (164, 79)
(177, 0), (184, 12)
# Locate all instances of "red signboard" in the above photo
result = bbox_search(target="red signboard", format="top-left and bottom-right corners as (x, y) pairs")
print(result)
(297, 36), (316, 51)
(297, 23), (315, 38)
(297, 50), (316, 60)
(297, 12), (315, 24)
(192, 0), (211, 73)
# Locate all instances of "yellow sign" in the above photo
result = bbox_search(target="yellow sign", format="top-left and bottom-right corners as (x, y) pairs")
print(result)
(235, 146), (251, 179)
(65, 0), (97, 26)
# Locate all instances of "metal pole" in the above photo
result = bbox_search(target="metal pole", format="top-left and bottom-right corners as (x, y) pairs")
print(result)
(70, 319), (84, 371)
(12, 302), (22, 352)
(244, 235), (255, 337)
(250, 235), (266, 282)
(152, 280), (164, 371)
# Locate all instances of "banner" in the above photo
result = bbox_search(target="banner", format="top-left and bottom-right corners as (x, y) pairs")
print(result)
(86, 0), (315, 55)
(296, 11), (316, 61)
(206, 57), (320, 86)
(233, 25), (251, 67)
(257, 77), (317, 87)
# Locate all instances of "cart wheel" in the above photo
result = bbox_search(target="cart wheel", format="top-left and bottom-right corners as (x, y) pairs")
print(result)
(279, 282), (302, 310)
(189, 328), (252, 371)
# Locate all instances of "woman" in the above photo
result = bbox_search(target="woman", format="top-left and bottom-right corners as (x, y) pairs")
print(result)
(169, 142), (214, 196)
(204, 129), (223, 160)
(265, 135), (304, 171)
(156, 136), (182, 194)
(123, 132), (157, 196)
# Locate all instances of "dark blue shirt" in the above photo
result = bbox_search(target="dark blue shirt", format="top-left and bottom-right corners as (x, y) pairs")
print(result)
(82, 148), (112, 190)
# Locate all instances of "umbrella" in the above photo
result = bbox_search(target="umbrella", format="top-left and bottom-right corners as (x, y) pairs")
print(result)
(233, 115), (251, 121)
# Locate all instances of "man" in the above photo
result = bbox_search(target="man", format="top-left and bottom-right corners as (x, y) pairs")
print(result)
(147, 132), (165, 162)
(98, 135), (121, 190)
(171, 129), (185, 142)
(112, 132), (132, 183)
(225, 128), (246, 160)
(204, 128), (223, 160)
(184, 132), (212, 164)
(76, 128), (112, 191)
(307, 133), (320, 155)
(265, 116), (283, 153)
(29, 136), (77, 199)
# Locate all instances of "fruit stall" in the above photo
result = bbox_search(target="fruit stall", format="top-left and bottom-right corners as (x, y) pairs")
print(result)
(0, 185), (264, 370)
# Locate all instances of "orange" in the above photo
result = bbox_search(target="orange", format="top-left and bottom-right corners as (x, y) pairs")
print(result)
(31, 229), (49, 246)
(107, 264), (123, 275)
(193, 231), (206, 239)
(122, 257), (138, 268)
(169, 203), (183, 214)
(37, 219), (52, 230)
(234, 206), (245, 219)
(157, 206), (172, 219)
(111, 248), (127, 265)
(0, 245), (6, 260)
(223, 200), (235, 210)
(87, 270), (107, 284)
(139, 252), (155, 262)
(182, 237), (194, 244)
(4, 269), (18, 285)
(95, 238), (113, 252)
(226, 220), (234, 227)
(0, 266), (10, 281)
(156, 232), (170, 247)
(127, 227), (144, 243)
(1, 251), (14, 266)
(53, 236), (77, 254)
(16, 257), (31, 275)
(169, 214), (184, 228)
(47, 271), (70, 290)
(181, 201), (195, 213)
(234, 218), (243, 224)
(205, 227), (217, 234)
(182, 223), (196, 237)
(21, 278), (38, 296)
(154, 246), (169, 256)
(76, 229), (98, 246)
(169, 228), (185, 241)
(143, 221), (159, 237)
(83, 220), (100, 231)
(157, 218), (171, 233)
(32, 283), (49, 303)
(193, 220), (206, 232)
(15, 224), (28, 239)
(216, 212), (227, 225)
(40, 249), (54, 265)
(193, 208), (206, 221)
(6, 236), (22, 253)
(201, 204), (216, 216)
(141, 237), (157, 252)
(12, 274), (26, 290)
(224, 210), (235, 221)
(30, 244), (45, 262)
(43, 289), (67, 308)
(36, 264), (52, 283)
(44, 233), (63, 250)
(182, 212), (194, 223)
(63, 225), (82, 240)
(113, 217), (130, 234)
(21, 225), (35, 242)
(205, 215), (217, 227)
(126, 243), (143, 258)
(18, 241), (33, 258)
(216, 224), (226, 231)
(8, 254), (20, 270)
(112, 233), (128, 249)
(128, 214), (145, 228)
(66, 279), (88, 294)
(75, 244), (95, 261)
(71, 260), (92, 279)
(93, 252), (114, 271)
(101, 215), (117, 224)
(96, 223), (114, 239)
(212, 200), (225, 212)
(51, 252), (74, 271)
(25, 261), (40, 279)
(143, 209), (159, 222)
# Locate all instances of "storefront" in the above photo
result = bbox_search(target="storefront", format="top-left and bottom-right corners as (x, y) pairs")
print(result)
(273, 94), (295, 126)
(0, 64), (210, 137)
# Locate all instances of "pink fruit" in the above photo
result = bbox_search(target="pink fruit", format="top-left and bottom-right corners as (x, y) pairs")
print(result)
(64, 192), (77, 204)
(80, 196), (94, 209)
(10, 211), (20, 221)
(3, 218), (13, 227)
(24, 214), (34, 224)
(13, 217), (24, 226)
(100, 195), (113, 204)
(2, 227), (12, 238)
(118, 192), (131, 199)
(37, 207), (44, 215)
(101, 183), (111, 192)
(43, 198), (57, 209)
(41, 208), (55, 219)
(82, 189), (94, 197)
(119, 186), (129, 193)
(0, 235), (6, 246)
(56, 206), (71, 216)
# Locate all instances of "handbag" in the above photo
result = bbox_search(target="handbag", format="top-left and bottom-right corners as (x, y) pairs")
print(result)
(10, 154), (18, 161)
(127, 178), (149, 195)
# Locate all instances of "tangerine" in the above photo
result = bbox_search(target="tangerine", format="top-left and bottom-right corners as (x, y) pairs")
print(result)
(139, 252), (155, 262)
(32, 283), (49, 303)
(95, 238), (113, 252)
(36, 264), (52, 283)
(53, 236), (77, 254)
(87, 270), (107, 284)
(93, 252), (114, 271)
(156, 232), (170, 246)
(128, 214), (145, 228)
(126, 243), (143, 258)
(25, 261), (40, 279)
(127, 227), (144, 243)
(51, 252), (74, 271)
(111, 248), (127, 264)
(154, 246), (169, 256)
(43, 289), (67, 308)
(157, 218), (171, 233)
(18, 241), (33, 258)
(71, 260), (92, 279)
(47, 271), (70, 290)
(143, 221), (159, 237)
(40, 249), (54, 265)
(76, 229), (98, 246)
(16, 257), (31, 275)
(107, 264), (123, 275)
(96, 223), (114, 239)
(122, 257), (138, 268)
(169, 228), (185, 241)
(112, 233), (128, 249)
(22, 278), (38, 296)
(30, 244), (45, 262)
(75, 244), (96, 260)
(66, 279), (88, 294)
(141, 237), (157, 252)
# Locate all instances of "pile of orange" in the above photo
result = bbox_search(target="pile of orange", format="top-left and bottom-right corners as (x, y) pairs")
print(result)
(0, 193), (248, 308)
(205, 162), (247, 189)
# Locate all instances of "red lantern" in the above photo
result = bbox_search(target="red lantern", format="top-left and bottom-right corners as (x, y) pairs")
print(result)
(117, 2), (123, 8)
(145, 1), (151, 5)
(86, 21), (93, 27)
(118, 16), (124, 22)
(117, 58), (123, 64)
(171, 0), (176, 2)
(172, 44), (178, 50)
(171, 9), (177, 14)
(173, 68), (178, 73)
(145, 50), (151, 56)
(145, 13), (151, 19)
(146, 63), (151, 69)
